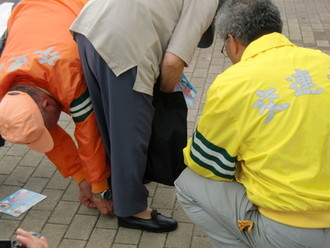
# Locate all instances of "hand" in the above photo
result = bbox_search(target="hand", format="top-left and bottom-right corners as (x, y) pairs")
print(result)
(15, 228), (49, 248)
(92, 197), (114, 216)
(78, 180), (114, 215)
(78, 180), (96, 208)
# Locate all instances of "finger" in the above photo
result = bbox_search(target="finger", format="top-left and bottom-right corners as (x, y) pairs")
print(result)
(16, 235), (37, 247)
(94, 199), (114, 216)
(16, 228), (36, 239)
(80, 196), (97, 208)
(16, 228), (26, 235)
(86, 201), (97, 208)
(39, 236), (49, 247)
(82, 200), (96, 208)
(40, 236), (47, 242)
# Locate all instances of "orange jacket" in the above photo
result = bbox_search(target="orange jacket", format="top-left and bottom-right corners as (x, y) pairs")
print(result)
(0, 0), (110, 193)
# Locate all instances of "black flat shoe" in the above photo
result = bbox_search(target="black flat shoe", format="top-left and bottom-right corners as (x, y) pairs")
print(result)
(117, 209), (178, 233)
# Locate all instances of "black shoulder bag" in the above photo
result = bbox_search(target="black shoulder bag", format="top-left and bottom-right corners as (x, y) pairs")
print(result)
(144, 82), (188, 186)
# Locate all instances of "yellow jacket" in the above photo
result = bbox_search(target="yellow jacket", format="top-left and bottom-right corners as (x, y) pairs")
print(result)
(184, 33), (330, 228)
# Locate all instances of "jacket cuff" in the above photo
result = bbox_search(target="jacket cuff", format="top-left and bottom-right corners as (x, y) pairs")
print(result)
(71, 168), (85, 184)
(92, 180), (109, 194)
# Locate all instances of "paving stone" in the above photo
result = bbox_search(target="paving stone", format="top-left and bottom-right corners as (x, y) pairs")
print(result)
(48, 201), (80, 225)
(144, 181), (157, 198)
(192, 68), (209, 78)
(77, 204), (100, 215)
(0, 185), (21, 200)
(111, 244), (137, 248)
(65, 128), (75, 139)
(187, 108), (198, 123)
(64, 214), (98, 240)
(46, 171), (71, 190)
(42, 223), (68, 248)
(173, 201), (193, 223)
(86, 228), (116, 248)
(151, 187), (176, 209)
(57, 120), (70, 130)
(59, 239), (86, 248)
(95, 215), (118, 229)
(191, 236), (212, 248)
(20, 209), (51, 232)
(195, 60), (211, 69)
(61, 180), (80, 202)
(114, 227), (141, 245)
(32, 159), (56, 178)
(165, 222), (194, 248)
(4, 165), (35, 186)
(34, 189), (64, 211)
(317, 40), (330, 46)
(138, 232), (166, 248)
(19, 150), (44, 167)
(66, 120), (76, 129)
(193, 225), (209, 237)
(24, 177), (49, 194)
(0, 174), (6, 184)
(0, 155), (21, 175)
(6, 144), (29, 156)
(59, 112), (72, 121)
(0, 146), (10, 160)
(0, 219), (20, 239)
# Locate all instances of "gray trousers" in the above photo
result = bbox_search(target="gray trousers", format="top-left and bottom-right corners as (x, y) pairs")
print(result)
(76, 34), (154, 217)
(175, 167), (330, 248)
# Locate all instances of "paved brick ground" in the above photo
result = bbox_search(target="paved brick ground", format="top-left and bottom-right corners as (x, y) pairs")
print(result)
(0, 0), (329, 247)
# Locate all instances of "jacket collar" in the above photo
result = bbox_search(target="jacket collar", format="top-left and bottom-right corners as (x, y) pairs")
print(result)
(241, 32), (295, 62)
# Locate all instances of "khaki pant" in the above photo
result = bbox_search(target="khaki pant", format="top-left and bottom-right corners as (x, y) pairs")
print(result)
(175, 167), (330, 248)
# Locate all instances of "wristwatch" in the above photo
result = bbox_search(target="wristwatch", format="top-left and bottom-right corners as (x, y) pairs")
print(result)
(92, 189), (112, 200)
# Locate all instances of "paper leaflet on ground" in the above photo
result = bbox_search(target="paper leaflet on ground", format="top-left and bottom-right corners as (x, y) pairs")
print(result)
(0, 2), (14, 38)
(174, 74), (197, 106)
(0, 189), (47, 217)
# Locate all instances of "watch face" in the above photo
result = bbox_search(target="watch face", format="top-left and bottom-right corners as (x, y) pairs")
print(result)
(103, 189), (112, 199)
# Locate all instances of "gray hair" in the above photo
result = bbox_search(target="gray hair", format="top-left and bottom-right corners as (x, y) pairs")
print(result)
(215, 0), (283, 46)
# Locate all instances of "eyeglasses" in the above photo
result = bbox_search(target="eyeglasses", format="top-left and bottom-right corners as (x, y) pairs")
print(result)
(221, 37), (228, 57)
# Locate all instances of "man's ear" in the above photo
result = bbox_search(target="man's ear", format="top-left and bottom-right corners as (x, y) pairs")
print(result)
(41, 96), (52, 110)
(227, 34), (246, 64)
